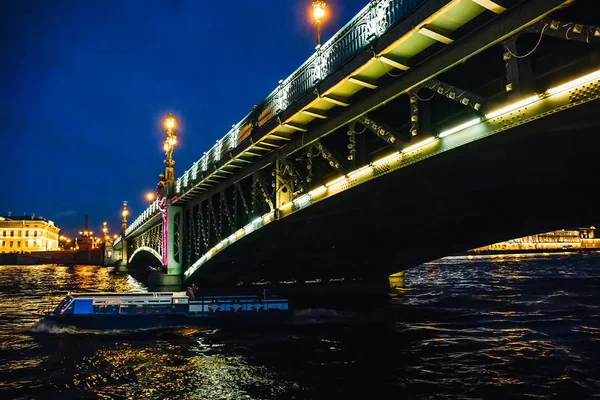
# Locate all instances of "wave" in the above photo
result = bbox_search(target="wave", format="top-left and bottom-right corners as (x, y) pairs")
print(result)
(288, 307), (384, 325)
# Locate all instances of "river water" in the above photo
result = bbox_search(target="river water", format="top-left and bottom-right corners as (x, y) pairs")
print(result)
(1, 252), (599, 399)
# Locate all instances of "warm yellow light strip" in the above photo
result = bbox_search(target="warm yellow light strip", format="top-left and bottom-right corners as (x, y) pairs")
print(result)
(347, 165), (372, 179)
(372, 151), (402, 167)
(485, 94), (541, 119)
(402, 137), (438, 154)
(280, 202), (293, 210)
(309, 186), (327, 196)
(438, 118), (481, 138)
(326, 176), (346, 187)
(547, 68), (600, 95)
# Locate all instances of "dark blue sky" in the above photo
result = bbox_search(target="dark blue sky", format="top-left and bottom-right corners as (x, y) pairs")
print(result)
(1, 0), (366, 237)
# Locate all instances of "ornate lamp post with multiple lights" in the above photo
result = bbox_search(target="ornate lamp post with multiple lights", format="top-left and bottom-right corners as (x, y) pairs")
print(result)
(121, 201), (129, 234)
(159, 113), (177, 192)
(312, 1), (326, 47)
(153, 113), (184, 287)
(114, 201), (129, 269)
(102, 222), (109, 241)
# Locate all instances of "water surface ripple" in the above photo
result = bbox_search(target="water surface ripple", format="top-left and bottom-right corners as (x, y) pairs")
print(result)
(0, 253), (599, 399)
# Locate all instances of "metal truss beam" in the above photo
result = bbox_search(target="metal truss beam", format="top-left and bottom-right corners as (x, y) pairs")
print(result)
(502, 36), (534, 98)
(181, 0), (568, 207)
(525, 17), (600, 44)
(357, 115), (403, 148)
(409, 92), (419, 137)
(471, 0), (506, 14)
(314, 141), (346, 172)
(418, 79), (484, 112)
(234, 182), (251, 217)
(252, 173), (274, 212)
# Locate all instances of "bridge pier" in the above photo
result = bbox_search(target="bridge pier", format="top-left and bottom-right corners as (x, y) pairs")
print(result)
(166, 202), (183, 276)
(115, 237), (128, 272)
(148, 201), (183, 292)
(148, 271), (182, 292)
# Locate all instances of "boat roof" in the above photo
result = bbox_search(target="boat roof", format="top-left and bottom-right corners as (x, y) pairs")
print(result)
(67, 292), (188, 298)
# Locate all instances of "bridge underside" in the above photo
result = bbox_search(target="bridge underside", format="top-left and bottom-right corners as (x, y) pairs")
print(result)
(188, 99), (600, 287)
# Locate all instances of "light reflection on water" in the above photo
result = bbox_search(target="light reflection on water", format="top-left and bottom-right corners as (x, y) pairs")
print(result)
(0, 254), (599, 399)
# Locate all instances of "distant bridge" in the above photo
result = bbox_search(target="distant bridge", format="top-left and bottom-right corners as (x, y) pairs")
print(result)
(113, 0), (600, 291)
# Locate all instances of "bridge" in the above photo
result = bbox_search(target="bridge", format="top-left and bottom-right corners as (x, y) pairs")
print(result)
(112, 0), (600, 293)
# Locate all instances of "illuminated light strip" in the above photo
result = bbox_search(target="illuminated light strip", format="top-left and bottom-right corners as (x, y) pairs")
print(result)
(280, 202), (293, 210)
(372, 151), (401, 167)
(547, 68), (600, 95)
(309, 185), (327, 197)
(485, 94), (541, 119)
(438, 118), (481, 138)
(402, 137), (438, 154)
(347, 165), (372, 179)
(326, 176), (346, 187)
(128, 246), (163, 264)
(293, 194), (312, 210)
(251, 217), (262, 225)
(293, 194), (310, 205)
(185, 210), (276, 278)
(263, 211), (275, 222)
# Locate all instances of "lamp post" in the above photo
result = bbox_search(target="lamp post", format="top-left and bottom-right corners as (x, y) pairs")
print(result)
(102, 222), (108, 240)
(121, 201), (129, 234)
(312, 1), (326, 47)
(158, 114), (177, 196)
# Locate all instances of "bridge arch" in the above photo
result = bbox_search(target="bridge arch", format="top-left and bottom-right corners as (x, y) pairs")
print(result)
(129, 247), (163, 265)
(183, 98), (600, 285)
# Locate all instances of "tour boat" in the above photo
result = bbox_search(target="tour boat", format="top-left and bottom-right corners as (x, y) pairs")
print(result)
(43, 291), (289, 329)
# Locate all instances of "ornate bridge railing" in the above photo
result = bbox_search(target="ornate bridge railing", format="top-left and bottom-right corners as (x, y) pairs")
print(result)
(125, 198), (160, 237)
(173, 0), (425, 195)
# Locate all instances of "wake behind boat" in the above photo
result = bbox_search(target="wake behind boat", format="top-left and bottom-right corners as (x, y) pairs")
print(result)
(43, 291), (289, 329)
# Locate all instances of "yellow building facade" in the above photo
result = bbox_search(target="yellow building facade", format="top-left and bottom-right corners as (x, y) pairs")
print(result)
(0, 216), (60, 253)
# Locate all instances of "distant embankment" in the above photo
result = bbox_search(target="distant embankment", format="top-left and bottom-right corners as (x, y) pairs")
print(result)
(0, 249), (104, 266)
(467, 239), (600, 255)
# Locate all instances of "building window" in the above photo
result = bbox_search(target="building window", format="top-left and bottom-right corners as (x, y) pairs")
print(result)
(2, 231), (5, 237)
(25, 231), (29, 237)
(24, 242), (28, 248)
(17, 241), (20, 247)
(34, 231), (37, 237)
(10, 231), (14, 237)
(33, 241), (37, 247)
(10, 242), (13, 248)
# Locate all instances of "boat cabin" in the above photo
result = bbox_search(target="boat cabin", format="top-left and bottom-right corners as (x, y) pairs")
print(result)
(52, 292), (288, 316)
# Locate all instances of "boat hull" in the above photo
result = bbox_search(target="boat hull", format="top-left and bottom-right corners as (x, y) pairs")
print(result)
(44, 311), (289, 330)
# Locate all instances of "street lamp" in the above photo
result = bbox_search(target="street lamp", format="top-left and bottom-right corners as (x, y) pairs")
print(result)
(121, 201), (129, 233)
(312, 1), (326, 47)
(146, 192), (155, 205)
(158, 114), (178, 197)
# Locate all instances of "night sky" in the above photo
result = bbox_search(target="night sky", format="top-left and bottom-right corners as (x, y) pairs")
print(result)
(1, 0), (366, 237)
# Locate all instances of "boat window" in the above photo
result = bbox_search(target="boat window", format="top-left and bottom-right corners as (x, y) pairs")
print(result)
(94, 305), (118, 314)
(119, 305), (137, 315)
(145, 305), (171, 314)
